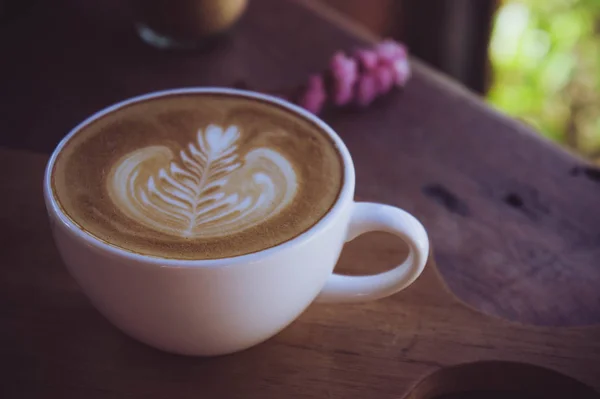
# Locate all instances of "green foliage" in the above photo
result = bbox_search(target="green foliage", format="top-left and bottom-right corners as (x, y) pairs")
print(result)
(487, 0), (600, 160)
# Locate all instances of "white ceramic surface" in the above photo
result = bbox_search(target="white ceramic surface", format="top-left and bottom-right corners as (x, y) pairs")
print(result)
(43, 88), (430, 356)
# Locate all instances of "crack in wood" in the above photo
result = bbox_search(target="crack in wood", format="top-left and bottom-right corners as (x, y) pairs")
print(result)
(571, 166), (600, 184)
(422, 184), (470, 217)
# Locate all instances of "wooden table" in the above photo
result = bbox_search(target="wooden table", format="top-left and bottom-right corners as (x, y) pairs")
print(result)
(1, 0), (599, 397)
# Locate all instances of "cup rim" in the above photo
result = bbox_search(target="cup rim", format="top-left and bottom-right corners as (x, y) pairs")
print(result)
(43, 87), (356, 268)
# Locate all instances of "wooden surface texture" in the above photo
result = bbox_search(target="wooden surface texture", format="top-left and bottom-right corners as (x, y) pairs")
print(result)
(0, 0), (599, 397)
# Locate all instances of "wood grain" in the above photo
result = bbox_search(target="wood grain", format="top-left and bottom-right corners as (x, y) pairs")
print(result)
(0, 0), (598, 326)
(1, 0), (599, 390)
(1, 147), (599, 398)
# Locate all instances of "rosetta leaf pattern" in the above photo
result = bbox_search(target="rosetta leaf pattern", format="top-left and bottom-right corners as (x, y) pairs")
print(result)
(108, 124), (297, 238)
(150, 124), (243, 235)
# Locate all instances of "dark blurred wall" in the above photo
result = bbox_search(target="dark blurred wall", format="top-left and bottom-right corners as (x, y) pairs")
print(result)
(319, 0), (396, 36)
(320, 0), (497, 95)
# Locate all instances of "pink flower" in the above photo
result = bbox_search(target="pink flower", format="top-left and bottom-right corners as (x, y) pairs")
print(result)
(355, 74), (378, 107)
(298, 74), (326, 114)
(354, 49), (379, 71)
(329, 52), (358, 106)
(373, 65), (394, 94)
(373, 39), (410, 86)
(374, 39), (408, 63)
(391, 57), (411, 86)
(279, 39), (411, 114)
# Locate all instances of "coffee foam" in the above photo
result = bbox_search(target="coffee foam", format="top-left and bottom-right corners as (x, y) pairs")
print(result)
(107, 124), (297, 238)
(52, 93), (343, 259)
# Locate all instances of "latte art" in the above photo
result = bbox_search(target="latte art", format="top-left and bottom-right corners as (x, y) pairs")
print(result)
(51, 92), (343, 259)
(108, 124), (297, 238)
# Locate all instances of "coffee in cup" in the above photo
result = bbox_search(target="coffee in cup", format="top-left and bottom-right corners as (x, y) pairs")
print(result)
(51, 93), (343, 259)
(44, 88), (429, 356)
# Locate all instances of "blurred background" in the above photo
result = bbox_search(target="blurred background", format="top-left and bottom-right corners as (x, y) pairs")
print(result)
(2, 0), (598, 162)
(321, 0), (600, 164)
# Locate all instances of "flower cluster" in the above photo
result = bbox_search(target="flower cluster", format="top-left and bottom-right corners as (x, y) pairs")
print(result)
(294, 39), (410, 115)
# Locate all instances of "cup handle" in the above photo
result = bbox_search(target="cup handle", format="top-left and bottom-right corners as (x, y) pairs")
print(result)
(316, 202), (430, 303)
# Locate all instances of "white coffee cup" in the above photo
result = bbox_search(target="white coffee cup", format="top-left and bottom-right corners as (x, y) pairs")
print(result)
(43, 88), (429, 356)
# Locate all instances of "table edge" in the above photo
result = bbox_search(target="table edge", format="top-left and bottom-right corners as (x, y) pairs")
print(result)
(292, 0), (592, 167)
